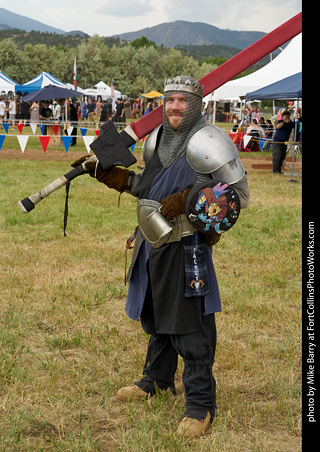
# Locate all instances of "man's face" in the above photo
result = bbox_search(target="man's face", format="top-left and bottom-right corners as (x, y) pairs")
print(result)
(165, 93), (188, 131)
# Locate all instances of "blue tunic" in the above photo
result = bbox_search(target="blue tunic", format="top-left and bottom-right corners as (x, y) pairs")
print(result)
(125, 152), (221, 333)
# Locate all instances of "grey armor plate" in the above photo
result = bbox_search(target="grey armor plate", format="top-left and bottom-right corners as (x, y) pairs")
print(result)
(186, 125), (245, 185)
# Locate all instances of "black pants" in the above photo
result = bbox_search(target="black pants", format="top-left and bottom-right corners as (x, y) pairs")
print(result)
(136, 282), (217, 421)
(272, 142), (286, 173)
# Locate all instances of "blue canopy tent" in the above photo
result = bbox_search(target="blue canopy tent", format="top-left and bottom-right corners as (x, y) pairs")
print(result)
(246, 72), (302, 182)
(15, 72), (68, 95)
(246, 72), (302, 100)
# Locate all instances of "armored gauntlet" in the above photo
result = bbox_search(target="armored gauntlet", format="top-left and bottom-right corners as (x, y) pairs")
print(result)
(71, 155), (129, 193)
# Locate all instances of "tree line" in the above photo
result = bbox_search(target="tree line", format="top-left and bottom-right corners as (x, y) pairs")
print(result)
(0, 33), (218, 99)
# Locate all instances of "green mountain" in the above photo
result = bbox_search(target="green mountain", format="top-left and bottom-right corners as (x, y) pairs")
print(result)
(113, 20), (266, 49)
(1, 8), (266, 51)
(0, 7), (65, 34)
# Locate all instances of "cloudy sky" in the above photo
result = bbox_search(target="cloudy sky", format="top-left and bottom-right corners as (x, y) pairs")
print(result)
(2, 0), (302, 36)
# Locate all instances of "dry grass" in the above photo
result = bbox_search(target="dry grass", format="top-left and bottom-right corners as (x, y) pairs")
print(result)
(0, 150), (302, 451)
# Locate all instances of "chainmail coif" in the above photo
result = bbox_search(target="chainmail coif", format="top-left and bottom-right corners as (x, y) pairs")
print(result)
(157, 76), (207, 168)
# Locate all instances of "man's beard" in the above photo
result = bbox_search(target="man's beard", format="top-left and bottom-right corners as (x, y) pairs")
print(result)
(157, 92), (207, 168)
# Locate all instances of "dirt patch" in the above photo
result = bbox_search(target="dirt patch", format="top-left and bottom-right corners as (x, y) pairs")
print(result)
(0, 148), (79, 162)
(242, 154), (302, 173)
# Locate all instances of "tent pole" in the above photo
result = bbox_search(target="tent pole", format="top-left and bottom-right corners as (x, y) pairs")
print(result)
(65, 98), (68, 122)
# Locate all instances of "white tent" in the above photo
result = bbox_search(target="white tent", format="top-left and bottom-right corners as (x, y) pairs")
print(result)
(204, 33), (302, 102)
(94, 81), (110, 93)
(93, 81), (122, 99)
(0, 70), (17, 94)
(65, 83), (86, 94)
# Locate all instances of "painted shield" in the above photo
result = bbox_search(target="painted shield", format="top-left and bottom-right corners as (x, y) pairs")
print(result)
(185, 180), (241, 235)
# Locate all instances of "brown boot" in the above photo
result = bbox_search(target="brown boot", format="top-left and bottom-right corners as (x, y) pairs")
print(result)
(176, 412), (211, 438)
(117, 385), (148, 401)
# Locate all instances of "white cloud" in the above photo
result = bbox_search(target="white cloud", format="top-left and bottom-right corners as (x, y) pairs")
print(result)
(2, 0), (302, 35)
(155, 0), (302, 32)
(96, 0), (156, 18)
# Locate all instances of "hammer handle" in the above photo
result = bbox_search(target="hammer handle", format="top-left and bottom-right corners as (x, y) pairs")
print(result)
(18, 156), (97, 213)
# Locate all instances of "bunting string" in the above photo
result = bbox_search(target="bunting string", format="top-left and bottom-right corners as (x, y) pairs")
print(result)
(0, 121), (100, 153)
(0, 121), (299, 154)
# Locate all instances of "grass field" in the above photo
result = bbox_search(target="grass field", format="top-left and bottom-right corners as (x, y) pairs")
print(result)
(0, 132), (302, 451)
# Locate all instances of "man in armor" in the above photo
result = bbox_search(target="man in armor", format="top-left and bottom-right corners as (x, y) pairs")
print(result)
(72, 75), (249, 438)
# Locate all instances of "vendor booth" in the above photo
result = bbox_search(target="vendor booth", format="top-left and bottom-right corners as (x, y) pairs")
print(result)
(140, 90), (163, 115)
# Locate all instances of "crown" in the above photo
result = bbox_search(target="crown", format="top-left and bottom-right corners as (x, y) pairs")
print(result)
(164, 76), (204, 98)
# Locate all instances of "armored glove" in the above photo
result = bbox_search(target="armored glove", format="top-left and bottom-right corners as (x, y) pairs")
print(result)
(161, 188), (222, 247)
(71, 155), (129, 193)
(160, 189), (191, 221)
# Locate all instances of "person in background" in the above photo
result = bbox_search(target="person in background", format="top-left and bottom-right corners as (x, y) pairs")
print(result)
(7, 96), (16, 129)
(241, 119), (265, 152)
(39, 100), (52, 135)
(19, 99), (30, 125)
(96, 98), (101, 120)
(69, 101), (78, 146)
(30, 101), (40, 122)
(264, 119), (274, 151)
(75, 98), (81, 123)
(259, 117), (267, 133)
(53, 101), (61, 121)
(82, 100), (88, 121)
(112, 98), (125, 129)
(99, 100), (108, 124)
(272, 110), (295, 174)
(87, 98), (95, 123)
(0, 96), (6, 128)
(297, 108), (302, 146)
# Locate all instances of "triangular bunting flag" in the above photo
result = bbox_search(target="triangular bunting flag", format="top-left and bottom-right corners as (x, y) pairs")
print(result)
(17, 135), (29, 153)
(95, 129), (100, 137)
(30, 123), (38, 134)
(39, 136), (50, 153)
(82, 136), (95, 153)
(258, 138), (266, 151)
(130, 143), (136, 153)
(0, 135), (6, 150)
(17, 124), (24, 134)
(80, 128), (87, 137)
(67, 126), (73, 136)
(52, 125), (60, 135)
(243, 134), (251, 148)
(2, 123), (9, 134)
(40, 124), (46, 135)
(62, 136), (73, 152)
